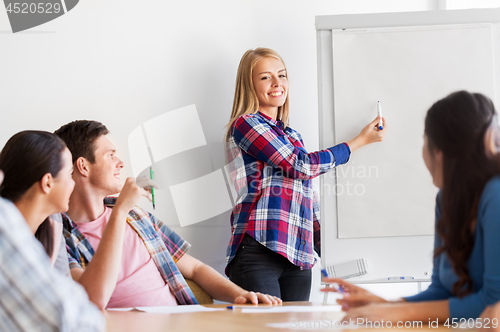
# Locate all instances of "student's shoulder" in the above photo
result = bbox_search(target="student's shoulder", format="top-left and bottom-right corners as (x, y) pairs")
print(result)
(479, 175), (500, 215)
(285, 125), (302, 141)
(234, 113), (272, 128)
(239, 113), (262, 121)
(482, 176), (500, 198)
(104, 196), (159, 227)
(0, 197), (33, 239)
(231, 114), (273, 141)
(128, 205), (153, 222)
(130, 206), (180, 239)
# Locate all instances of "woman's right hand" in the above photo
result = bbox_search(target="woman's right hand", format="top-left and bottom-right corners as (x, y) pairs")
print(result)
(320, 278), (387, 310)
(346, 116), (387, 152)
(479, 301), (500, 332)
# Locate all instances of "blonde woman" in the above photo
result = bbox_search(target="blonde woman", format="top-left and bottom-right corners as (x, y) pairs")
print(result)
(224, 48), (386, 301)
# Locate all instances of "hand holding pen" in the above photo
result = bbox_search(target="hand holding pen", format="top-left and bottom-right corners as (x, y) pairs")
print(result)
(345, 112), (387, 152)
(320, 277), (388, 311)
(136, 173), (160, 209)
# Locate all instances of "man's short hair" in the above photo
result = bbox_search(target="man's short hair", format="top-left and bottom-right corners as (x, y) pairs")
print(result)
(54, 120), (109, 164)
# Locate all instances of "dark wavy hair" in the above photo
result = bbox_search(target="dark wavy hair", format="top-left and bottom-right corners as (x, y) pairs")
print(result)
(426, 91), (499, 297)
(0, 131), (68, 257)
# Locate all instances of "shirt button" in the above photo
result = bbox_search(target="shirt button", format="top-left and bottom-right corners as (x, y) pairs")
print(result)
(301, 240), (305, 245)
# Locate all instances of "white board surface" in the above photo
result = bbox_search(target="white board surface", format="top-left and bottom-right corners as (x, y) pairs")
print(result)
(333, 25), (495, 238)
(316, 9), (500, 280)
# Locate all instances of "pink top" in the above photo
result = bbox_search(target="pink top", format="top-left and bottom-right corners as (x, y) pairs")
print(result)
(75, 207), (178, 308)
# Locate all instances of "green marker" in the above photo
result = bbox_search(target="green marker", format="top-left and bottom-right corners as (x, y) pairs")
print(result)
(150, 167), (156, 209)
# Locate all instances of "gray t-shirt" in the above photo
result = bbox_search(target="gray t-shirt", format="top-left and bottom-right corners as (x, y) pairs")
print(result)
(50, 213), (71, 277)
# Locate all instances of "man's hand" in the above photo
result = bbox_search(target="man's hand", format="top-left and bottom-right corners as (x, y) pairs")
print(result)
(115, 177), (151, 213)
(135, 175), (160, 190)
(234, 291), (282, 305)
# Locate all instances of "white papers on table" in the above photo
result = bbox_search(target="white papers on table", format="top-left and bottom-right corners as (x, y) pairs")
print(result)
(107, 305), (342, 314)
(266, 320), (359, 330)
(241, 305), (342, 314)
(106, 308), (135, 311)
(135, 305), (224, 314)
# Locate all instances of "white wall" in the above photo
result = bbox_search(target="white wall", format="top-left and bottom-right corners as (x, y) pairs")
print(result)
(444, 0), (500, 9)
(1, 0), (483, 303)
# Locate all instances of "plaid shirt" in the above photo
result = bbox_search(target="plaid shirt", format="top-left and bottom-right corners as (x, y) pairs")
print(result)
(0, 197), (104, 332)
(62, 198), (198, 305)
(225, 112), (350, 272)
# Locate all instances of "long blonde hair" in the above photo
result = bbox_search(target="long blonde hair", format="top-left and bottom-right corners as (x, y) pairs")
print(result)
(224, 48), (290, 141)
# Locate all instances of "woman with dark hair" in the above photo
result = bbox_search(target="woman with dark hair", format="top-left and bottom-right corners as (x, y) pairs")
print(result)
(0, 130), (75, 272)
(322, 91), (500, 321)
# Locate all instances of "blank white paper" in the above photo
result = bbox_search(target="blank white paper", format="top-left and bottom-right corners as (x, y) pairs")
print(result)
(143, 104), (207, 162)
(134, 305), (224, 314)
(333, 25), (495, 238)
(127, 125), (152, 178)
(169, 169), (233, 226)
(241, 305), (342, 314)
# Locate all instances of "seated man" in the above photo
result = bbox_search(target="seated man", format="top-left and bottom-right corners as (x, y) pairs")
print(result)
(0, 170), (104, 331)
(54, 120), (281, 309)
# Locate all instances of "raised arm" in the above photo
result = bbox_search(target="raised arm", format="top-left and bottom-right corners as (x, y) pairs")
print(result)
(232, 115), (385, 180)
(232, 115), (348, 180)
(69, 178), (150, 309)
(346, 116), (387, 152)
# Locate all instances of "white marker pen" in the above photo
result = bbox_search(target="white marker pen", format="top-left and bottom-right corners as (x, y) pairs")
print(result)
(387, 276), (414, 281)
(377, 101), (383, 130)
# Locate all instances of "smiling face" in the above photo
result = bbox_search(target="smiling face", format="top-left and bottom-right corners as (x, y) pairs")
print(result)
(49, 148), (75, 213)
(87, 135), (124, 195)
(252, 57), (288, 118)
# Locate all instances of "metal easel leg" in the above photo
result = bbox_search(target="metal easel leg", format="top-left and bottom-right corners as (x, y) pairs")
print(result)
(323, 284), (330, 304)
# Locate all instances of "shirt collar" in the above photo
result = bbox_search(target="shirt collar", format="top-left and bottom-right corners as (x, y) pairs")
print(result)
(258, 111), (284, 128)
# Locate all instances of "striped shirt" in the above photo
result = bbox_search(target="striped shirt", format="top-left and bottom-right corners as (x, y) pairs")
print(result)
(225, 112), (350, 272)
(0, 197), (104, 332)
(62, 198), (198, 305)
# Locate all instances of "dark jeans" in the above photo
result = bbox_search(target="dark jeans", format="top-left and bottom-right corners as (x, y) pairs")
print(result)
(227, 234), (312, 301)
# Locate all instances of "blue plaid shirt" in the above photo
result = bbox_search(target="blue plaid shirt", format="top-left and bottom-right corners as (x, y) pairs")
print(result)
(62, 198), (198, 306)
(225, 112), (350, 272)
(0, 197), (104, 332)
